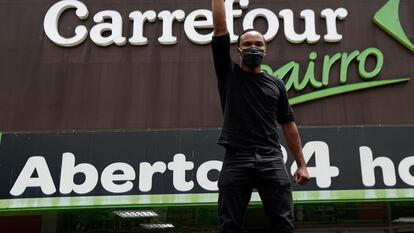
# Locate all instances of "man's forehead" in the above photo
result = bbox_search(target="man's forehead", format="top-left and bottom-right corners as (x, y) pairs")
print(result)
(239, 31), (265, 43)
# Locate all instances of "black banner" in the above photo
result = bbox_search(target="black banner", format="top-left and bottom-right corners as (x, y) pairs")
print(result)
(1, 126), (413, 201)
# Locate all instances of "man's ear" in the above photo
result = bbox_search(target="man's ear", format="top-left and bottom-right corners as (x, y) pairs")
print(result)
(237, 47), (242, 56)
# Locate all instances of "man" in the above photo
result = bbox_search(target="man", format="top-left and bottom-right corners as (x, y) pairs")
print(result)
(211, 1), (310, 233)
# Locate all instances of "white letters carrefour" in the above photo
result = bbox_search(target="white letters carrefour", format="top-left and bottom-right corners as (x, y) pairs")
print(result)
(43, 0), (348, 47)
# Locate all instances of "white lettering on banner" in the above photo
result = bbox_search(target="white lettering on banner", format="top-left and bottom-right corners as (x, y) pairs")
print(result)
(281, 145), (288, 163)
(290, 141), (339, 188)
(101, 162), (136, 193)
(10, 156), (56, 196)
(43, 0), (348, 47)
(138, 161), (167, 192)
(360, 146), (414, 187)
(59, 152), (99, 194)
(167, 154), (195, 191)
(399, 157), (414, 186)
(196, 160), (222, 191)
(13, 143), (412, 196)
(10, 153), (221, 196)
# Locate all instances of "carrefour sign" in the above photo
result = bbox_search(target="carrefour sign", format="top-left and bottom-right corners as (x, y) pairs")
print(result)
(44, 0), (348, 46)
(42, 0), (411, 105)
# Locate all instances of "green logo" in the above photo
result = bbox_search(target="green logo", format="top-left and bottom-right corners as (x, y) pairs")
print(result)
(374, 0), (414, 53)
(261, 1), (412, 106)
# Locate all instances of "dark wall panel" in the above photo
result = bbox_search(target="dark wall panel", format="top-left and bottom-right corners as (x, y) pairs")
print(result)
(0, 0), (413, 131)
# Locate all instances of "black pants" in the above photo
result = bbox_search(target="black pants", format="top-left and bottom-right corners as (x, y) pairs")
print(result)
(218, 147), (294, 233)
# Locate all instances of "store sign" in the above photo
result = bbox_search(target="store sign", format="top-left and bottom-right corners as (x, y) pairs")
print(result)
(374, 0), (414, 53)
(0, 127), (413, 211)
(1, 0), (413, 132)
(262, 0), (412, 105)
(43, 0), (348, 46)
(42, 0), (411, 106)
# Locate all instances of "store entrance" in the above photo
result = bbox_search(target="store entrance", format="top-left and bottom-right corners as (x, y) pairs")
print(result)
(1, 202), (414, 233)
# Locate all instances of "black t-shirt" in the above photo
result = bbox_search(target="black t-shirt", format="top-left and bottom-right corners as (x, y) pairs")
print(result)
(211, 33), (295, 150)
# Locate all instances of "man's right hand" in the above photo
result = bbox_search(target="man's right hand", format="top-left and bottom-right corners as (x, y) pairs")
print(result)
(293, 166), (310, 185)
(212, 0), (228, 36)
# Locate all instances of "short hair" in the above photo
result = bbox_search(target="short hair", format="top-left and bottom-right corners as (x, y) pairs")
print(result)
(237, 29), (265, 47)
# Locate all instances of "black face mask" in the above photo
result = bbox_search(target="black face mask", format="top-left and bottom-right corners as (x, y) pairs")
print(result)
(241, 47), (265, 68)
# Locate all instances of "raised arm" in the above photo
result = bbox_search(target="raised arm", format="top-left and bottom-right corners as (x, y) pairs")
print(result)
(212, 0), (228, 36)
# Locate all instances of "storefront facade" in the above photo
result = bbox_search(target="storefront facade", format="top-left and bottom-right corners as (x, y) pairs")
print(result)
(1, 0), (414, 232)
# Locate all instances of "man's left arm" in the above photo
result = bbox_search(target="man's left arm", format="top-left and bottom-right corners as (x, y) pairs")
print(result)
(281, 121), (310, 185)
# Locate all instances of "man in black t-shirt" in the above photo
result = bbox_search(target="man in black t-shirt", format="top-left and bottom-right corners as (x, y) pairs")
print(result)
(211, 1), (310, 233)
